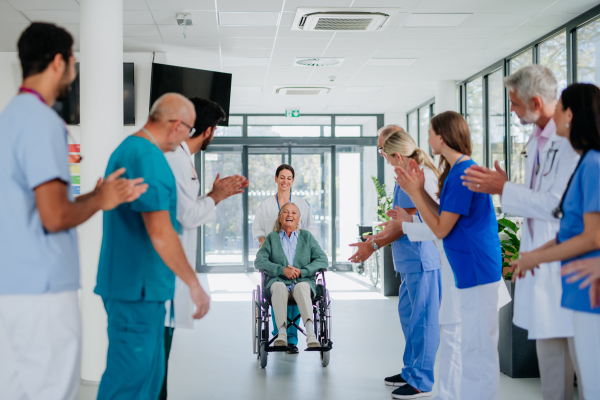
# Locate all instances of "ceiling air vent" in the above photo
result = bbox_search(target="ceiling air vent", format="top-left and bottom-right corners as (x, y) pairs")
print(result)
(292, 8), (402, 31)
(274, 86), (332, 95)
(294, 57), (344, 67)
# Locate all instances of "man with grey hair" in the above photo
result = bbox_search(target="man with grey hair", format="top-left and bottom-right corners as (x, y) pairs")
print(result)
(462, 65), (581, 400)
(94, 93), (211, 399)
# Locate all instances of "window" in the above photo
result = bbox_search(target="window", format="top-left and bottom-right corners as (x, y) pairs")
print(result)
(248, 116), (330, 137)
(539, 31), (568, 97)
(408, 111), (418, 142)
(418, 105), (431, 152)
(336, 116), (378, 137)
(215, 116), (242, 137)
(509, 52), (534, 184)
(510, 49), (533, 73)
(466, 77), (484, 166)
(577, 17), (600, 84)
(488, 69), (506, 208)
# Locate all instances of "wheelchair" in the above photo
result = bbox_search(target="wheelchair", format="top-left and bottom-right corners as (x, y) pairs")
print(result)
(252, 268), (332, 368)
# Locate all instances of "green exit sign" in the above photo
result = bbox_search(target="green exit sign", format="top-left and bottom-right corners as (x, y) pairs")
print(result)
(285, 110), (300, 118)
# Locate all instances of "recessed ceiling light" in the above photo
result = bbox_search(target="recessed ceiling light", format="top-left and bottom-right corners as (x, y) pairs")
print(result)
(366, 58), (417, 67)
(219, 12), (280, 26)
(343, 86), (383, 93)
(403, 13), (471, 27)
(222, 57), (270, 67)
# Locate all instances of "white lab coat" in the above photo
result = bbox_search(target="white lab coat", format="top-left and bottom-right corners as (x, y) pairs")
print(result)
(252, 194), (318, 241)
(501, 130), (579, 339)
(165, 142), (217, 329)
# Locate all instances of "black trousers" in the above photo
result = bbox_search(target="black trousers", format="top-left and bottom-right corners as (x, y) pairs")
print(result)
(158, 327), (174, 400)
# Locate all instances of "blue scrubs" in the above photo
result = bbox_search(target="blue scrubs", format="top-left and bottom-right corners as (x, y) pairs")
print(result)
(392, 183), (441, 392)
(558, 150), (600, 314)
(272, 306), (300, 345)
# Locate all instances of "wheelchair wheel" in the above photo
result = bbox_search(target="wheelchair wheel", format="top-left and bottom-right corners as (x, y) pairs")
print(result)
(259, 341), (268, 368)
(369, 252), (380, 287)
(321, 350), (330, 367)
(252, 287), (261, 355)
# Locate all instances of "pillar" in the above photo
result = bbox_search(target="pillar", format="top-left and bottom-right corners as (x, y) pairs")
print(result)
(79, 0), (123, 383)
(435, 80), (457, 114)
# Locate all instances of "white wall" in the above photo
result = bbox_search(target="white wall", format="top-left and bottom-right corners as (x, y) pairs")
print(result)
(0, 53), (21, 111)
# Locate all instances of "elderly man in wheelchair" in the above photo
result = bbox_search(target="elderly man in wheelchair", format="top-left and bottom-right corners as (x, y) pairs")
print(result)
(253, 202), (332, 367)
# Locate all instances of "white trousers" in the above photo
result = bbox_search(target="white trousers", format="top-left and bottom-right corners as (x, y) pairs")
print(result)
(573, 311), (600, 400)
(0, 291), (81, 400)
(536, 337), (581, 400)
(434, 323), (462, 400)
(270, 282), (313, 330)
(459, 281), (500, 400)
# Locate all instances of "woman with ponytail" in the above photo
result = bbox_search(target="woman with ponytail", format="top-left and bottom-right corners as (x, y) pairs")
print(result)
(394, 111), (509, 400)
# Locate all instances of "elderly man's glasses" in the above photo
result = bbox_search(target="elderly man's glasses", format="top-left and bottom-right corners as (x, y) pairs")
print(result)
(169, 119), (196, 137)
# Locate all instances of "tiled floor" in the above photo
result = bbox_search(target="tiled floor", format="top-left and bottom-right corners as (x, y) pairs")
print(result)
(79, 272), (577, 400)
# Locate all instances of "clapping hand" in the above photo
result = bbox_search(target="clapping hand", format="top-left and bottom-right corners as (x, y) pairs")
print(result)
(348, 240), (375, 263)
(208, 174), (249, 205)
(395, 159), (424, 197)
(96, 167), (148, 210)
(561, 257), (600, 308)
(387, 206), (412, 222)
(509, 251), (540, 281)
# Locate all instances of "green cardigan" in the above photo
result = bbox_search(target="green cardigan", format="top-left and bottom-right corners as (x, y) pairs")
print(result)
(255, 230), (328, 293)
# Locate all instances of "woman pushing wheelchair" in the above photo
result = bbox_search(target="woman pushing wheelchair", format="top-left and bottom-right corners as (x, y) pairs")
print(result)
(254, 202), (328, 349)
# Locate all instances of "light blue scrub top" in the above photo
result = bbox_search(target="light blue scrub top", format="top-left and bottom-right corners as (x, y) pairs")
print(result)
(440, 159), (502, 289)
(391, 183), (441, 273)
(559, 150), (600, 314)
(0, 94), (79, 295)
(95, 136), (178, 302)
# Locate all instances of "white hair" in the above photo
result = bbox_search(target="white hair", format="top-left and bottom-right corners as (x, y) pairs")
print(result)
(503, 64), (557, 105)
(148, 93), (193, 123)
(273, 202), (301, 232)
(376, 124), (404, 141)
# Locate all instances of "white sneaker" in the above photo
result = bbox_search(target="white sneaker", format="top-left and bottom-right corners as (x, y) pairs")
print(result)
(274, 331), (287, 347)
(306, 333), (319, 348)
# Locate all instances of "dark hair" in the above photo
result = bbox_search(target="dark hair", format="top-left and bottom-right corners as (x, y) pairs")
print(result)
(275, 164), (295, 178)
(560, 83), (600, 152)
(430, 111), (472, 197)
(18, 23), (74, 79)
(188, 97), (226, 138)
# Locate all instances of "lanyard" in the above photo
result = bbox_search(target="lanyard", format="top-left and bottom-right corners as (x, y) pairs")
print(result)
(19, 87), (46, 105)
(141, 128), (160, 148)
(276, 193), (292, 210)
(455, 154), (466, 166)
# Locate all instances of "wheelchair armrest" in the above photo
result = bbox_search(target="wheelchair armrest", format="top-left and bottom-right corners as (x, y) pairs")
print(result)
(317, 268), (328, 273)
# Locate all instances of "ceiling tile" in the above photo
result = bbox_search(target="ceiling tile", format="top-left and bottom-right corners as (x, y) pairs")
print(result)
(124, 0), (148, 10)
(220, 37), (275, 48)
(0, 23), (28, 50)
(166, 55), (222, 71)
(502, 26), (552, 39)
(221, 47), (273, 58)
(390, 27), (456, 38)
(158, 24), (219, 37)
(476, 0), (555, 13)
(0, 0), (13, 9)
(7, 0), (79, 10)
(124, 10), (155, 24)
(123, 24), (161, 37)
(218, 25), (277, 37)
(123, 37), (167, 52)
(459, 13), (534, 27)
(271, 48), (319, 57)
(521, 13), (579, 27)
(446, 26), (512, 39)
(411, 0), (486, 13)
(151, 10), (217, 25)
(277, 27), (334, 38)
(163, 36), (219, 47)
(542, 0), (600, 14)
(411, 58), (465, 67)
(459, 58), (499, 67)
(329, 38), (389, 49)
(217, 0), (283, 12)
(349, 0), (420, 12)
(284, 0), (352, 12)
(433, 38), (492, 49)
(275, 37), (331, 49)
(0, 9), (28, 23)
(218, 11), (280, 26)
(270, 57), (295, 66)
(372, 48), (426, 58)
(334, 29), (397, 39)
(145, 0), (214, 10)
(403, 13), (472, 27)
(21, 10), (78, 24)
(166, 45), (220, 57)
(487, 36), (536, 49)
(379, 38), (442, 49)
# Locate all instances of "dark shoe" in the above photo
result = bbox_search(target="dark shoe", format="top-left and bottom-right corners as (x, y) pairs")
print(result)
(391, 385), (431, 399)
(384, 374), (407, 387)
(286, 344), (299, 354)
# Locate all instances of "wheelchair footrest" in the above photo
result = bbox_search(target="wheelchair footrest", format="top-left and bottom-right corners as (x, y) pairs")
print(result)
(304, 346), (332, 352)
(267, 346), (289, 352)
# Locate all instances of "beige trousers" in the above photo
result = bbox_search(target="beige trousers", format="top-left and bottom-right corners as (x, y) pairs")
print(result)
(270, 282), (313, 330)
(536, 337), (582, 400)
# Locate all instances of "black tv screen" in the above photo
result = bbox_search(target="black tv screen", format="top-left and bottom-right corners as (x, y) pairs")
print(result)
(149, 63), (232, 127)
(53, 63), (135, 126)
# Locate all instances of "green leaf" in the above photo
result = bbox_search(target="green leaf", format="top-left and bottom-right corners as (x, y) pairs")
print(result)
(501, 240), (513, 245)
(502, 245), (518, 255)
(506, 231), (519, 242)
(498, 218), (518, 234)
(502, 261), (510, 267)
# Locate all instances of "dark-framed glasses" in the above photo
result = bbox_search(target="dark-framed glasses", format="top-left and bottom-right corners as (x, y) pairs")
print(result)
(169, 119), (196, 137)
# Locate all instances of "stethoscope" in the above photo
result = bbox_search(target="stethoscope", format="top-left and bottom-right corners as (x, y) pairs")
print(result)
(522, 142), (560, 176)
(552, 150), (588, 219)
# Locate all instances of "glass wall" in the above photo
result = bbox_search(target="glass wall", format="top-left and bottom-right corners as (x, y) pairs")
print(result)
(248, 116), (330, 137)
(539, 31), (568, 97)
(577, 17), (600, 84)
(488, 69), (506, 208)
(336, 116), (378, 136)
(215, 116), (242, 137)
(466, 77), (484, 166)
(418, 105), (431, 153)
(407, 111), (418, 142)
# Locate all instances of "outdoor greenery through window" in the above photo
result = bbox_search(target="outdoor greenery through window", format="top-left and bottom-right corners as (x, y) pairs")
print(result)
(577, 17), (600, 84)
(419, 105), (431, 153)
(539, 31), (568, 97)
(466, 77), (484, 166)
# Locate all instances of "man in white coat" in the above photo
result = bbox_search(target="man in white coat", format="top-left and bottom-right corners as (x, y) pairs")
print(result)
(160, 97), (248, 399)
(461, 64), (581, 400)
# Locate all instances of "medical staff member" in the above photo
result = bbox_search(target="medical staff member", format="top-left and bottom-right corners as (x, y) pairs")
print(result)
(379, 131), (462, 400)
(462, 65), (581, 400)
(396, 111), (505, 400)
(349, 126), (442, 400)
(95, 94), (210, 399)
(252, 164), (318, 353)
(161, 97), (248, 399)
(0, 23), (147, 400)
(511, 83), (600, 400)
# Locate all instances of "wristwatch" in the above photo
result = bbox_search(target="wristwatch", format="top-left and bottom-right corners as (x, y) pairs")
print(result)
(371, 240), (380, 251)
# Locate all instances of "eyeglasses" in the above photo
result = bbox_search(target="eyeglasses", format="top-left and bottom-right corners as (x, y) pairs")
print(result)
(377, 147), (384, 156)
(169, 119), (196, 137)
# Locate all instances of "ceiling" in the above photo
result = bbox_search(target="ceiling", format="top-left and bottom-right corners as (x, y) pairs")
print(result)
(0, 0), (598, 115)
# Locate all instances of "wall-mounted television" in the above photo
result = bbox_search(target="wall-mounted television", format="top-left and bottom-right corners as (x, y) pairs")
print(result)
(52, 63), (135, 126)
(149, 63), (232, 127)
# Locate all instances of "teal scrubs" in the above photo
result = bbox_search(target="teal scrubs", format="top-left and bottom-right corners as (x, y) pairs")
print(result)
(95, 136), (178, 400)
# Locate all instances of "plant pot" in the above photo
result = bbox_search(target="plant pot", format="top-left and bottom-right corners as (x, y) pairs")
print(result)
(498, 280), (540, 378)
(380, 246), (402, 296)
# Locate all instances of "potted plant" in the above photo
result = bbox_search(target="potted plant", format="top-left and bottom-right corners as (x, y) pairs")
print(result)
(371, 177), (402, 296)
(497, 217), (540, 378)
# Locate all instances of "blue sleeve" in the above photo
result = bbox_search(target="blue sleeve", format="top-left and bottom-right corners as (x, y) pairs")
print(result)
(582, 157), (600, 214)
(126, 154), (173, 213)
(440, 168), (474, 216)
(24, 118), (70, 190)
(393, 184), (415, 208)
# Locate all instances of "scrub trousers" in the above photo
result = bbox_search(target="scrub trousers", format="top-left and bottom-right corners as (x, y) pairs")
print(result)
(97, 299), (166, 400)
(159, 327), (174, 400)
(271, 305), (300, 346)
(573, 311), (600, 400)
(399, 270), (441, 393)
